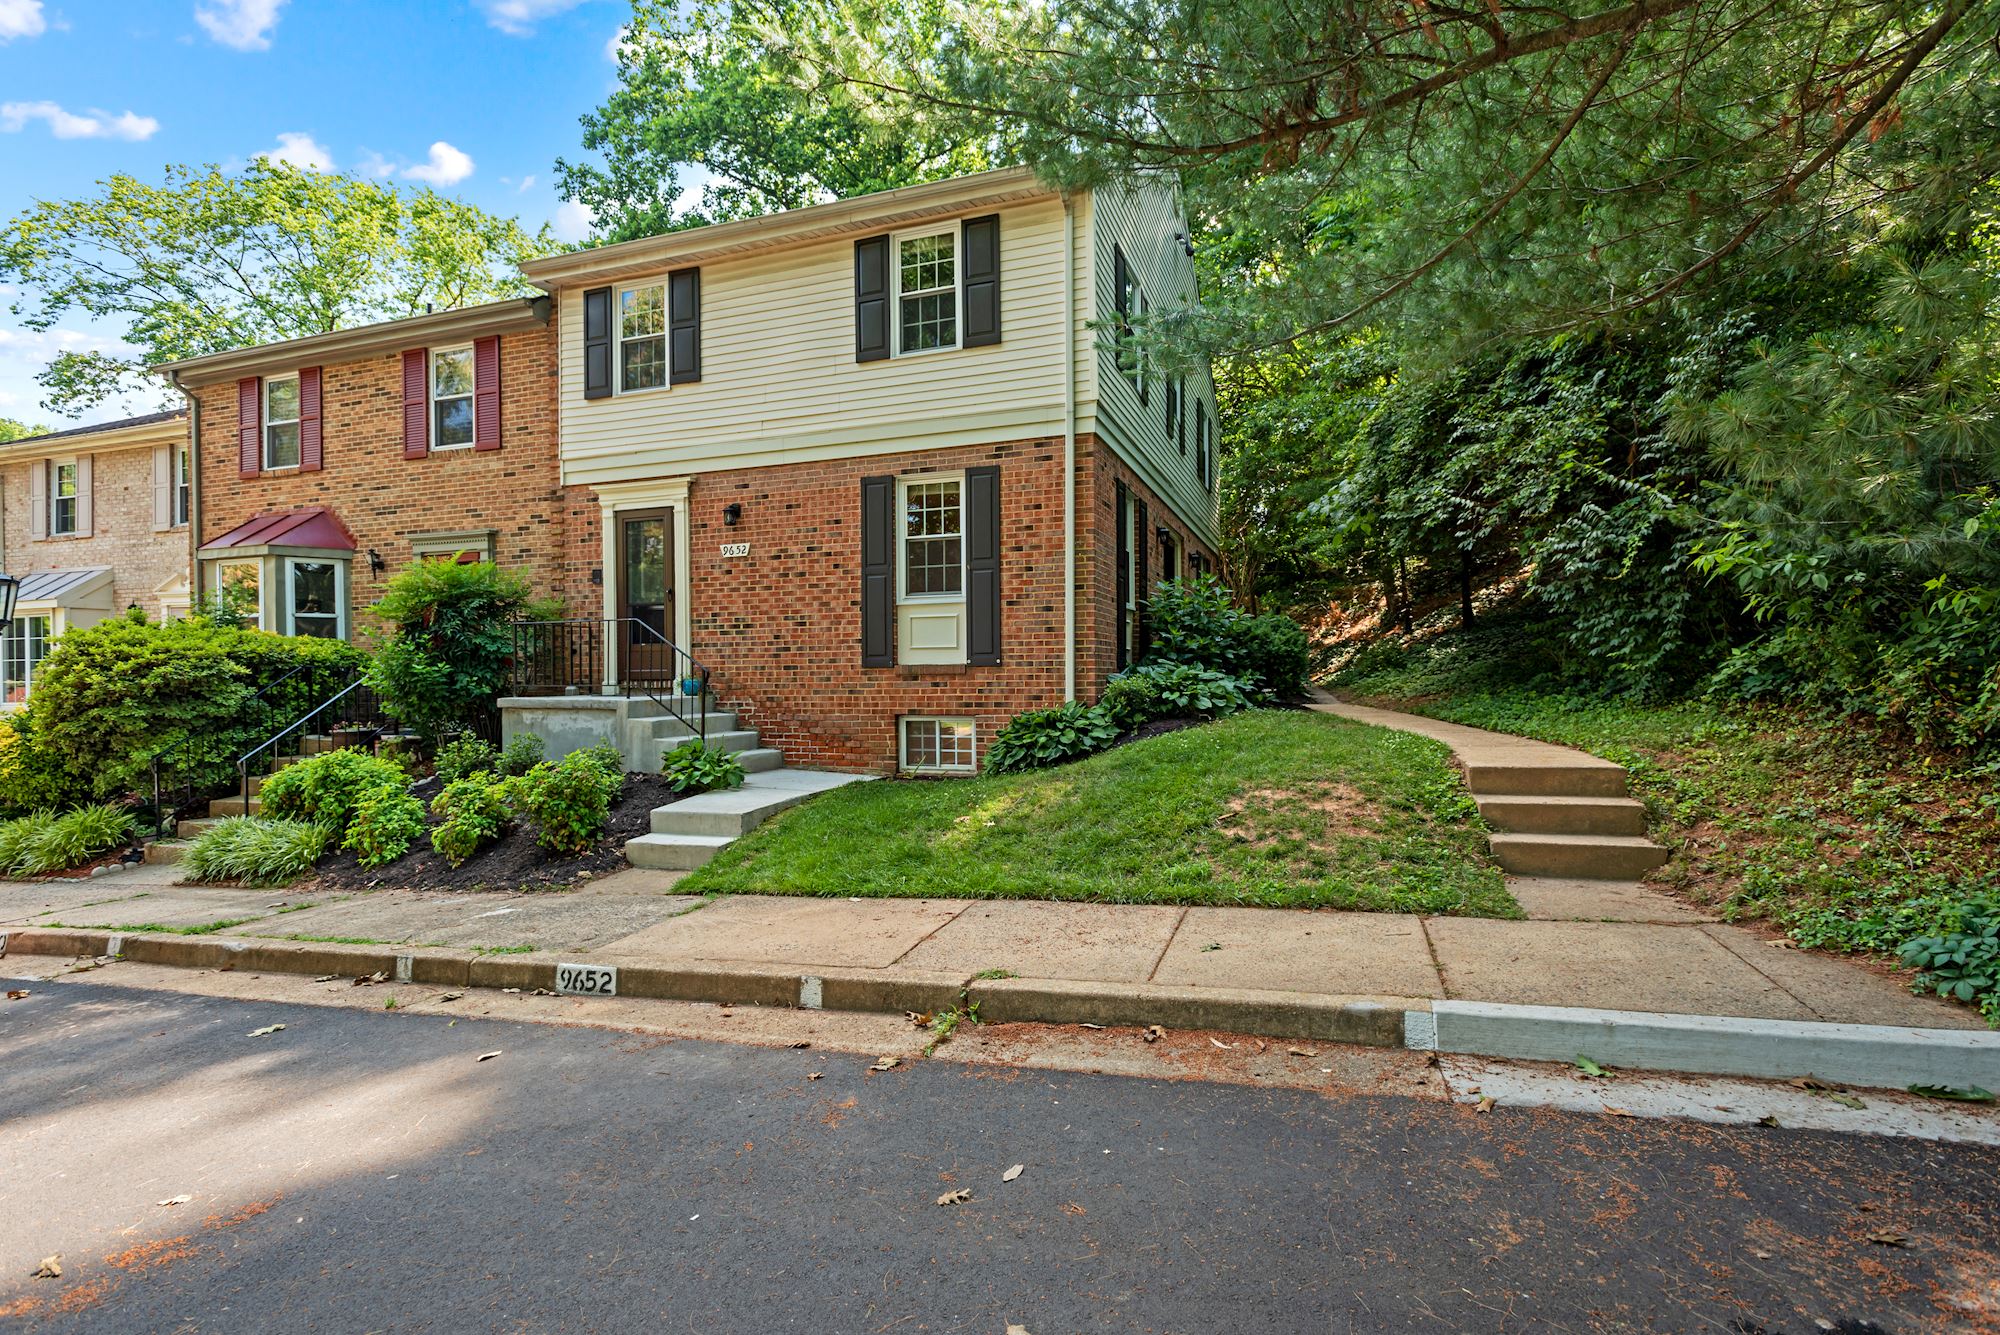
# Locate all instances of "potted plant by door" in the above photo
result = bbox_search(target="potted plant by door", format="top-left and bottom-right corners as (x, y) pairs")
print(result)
(329, 719), (370, 750)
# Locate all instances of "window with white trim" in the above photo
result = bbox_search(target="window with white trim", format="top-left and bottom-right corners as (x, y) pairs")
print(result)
(619, 283), (667, 391)
(172, 448), (191, 527)
(264, 373), (300, 469)
(431, 346), (475, 449)
(901, 717), (976, 773)
(895, 229), (958, 354)
(49, 459), (78, 536)
(3, 614), (52, 703)
(216, 560), (262, 625)
(898, 477), (964, 598)
(287, 558), (344, 639)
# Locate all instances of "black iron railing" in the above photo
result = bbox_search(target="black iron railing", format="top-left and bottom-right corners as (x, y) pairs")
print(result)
(232, 670), (397, 813)
(508, 618), (712, 743)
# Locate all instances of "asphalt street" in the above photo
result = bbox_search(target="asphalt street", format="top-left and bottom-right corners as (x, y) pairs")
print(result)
(3, 974), (1996, 1333)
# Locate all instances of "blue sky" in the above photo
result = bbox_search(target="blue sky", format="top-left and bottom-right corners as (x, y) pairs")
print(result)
(0, 0), (644, 428)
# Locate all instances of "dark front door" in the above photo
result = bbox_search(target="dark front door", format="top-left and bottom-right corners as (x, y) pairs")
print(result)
(617, 508), (674, 686)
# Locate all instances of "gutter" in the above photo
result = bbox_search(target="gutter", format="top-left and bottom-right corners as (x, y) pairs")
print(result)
(1062, 192), (1077, 703)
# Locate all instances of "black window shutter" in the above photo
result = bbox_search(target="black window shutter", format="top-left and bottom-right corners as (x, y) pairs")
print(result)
(861, 474), (895, 665)
(1112, 246), (1129, 320)
(1114, 480), (1130, 671)
(855, 236), (891, 362)
(668, 268), (701, 384)
(1135, 497), (1150, 657)
(961, 215), (1001, 348)
(966, 465), (1001, 664)
(582, 286), (613, 399)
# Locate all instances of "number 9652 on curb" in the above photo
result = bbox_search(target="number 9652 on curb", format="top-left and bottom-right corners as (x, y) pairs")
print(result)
(555, 963), (618, 997)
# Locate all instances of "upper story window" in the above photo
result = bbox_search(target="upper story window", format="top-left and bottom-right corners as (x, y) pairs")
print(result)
(173, 448), (191, 527)
(264, 373), (300, 469)
(432, 346), (475, 448)
(896, 230), (957, 354)
(899, 477), (963, 599)
(620, 283), (667, 391)
(1196, 400), (1214, 491)
(1168, 376), (1185, 453)
(49, 459), (78, 536)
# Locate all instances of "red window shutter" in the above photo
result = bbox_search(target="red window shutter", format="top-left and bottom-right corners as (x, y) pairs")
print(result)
(402, 349), (429, 459)
(237, 377), (262, 479)
(473, 335), (501, 452)
(298, 366), (323, 472)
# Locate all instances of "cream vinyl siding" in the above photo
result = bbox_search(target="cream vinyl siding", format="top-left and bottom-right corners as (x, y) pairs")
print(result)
(1080, 177), (1219, 549)
(559, 196), (1077, 486)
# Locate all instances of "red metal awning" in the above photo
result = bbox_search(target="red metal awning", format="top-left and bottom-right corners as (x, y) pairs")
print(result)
(198, 507), (356, 553)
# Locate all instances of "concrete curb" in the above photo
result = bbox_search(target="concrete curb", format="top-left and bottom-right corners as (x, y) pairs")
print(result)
(968, 976), (1416, 1047)
(1425, 1000), (2000, 1092)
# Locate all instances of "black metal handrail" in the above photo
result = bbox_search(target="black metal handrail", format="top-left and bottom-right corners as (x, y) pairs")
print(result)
(508, 618), (713, 745)
(147, 655), (338, 837)
(233, 670), (396, 812)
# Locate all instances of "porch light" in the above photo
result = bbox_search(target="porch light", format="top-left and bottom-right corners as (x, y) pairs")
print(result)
(0, 573), (18, 632)
(723, 503), (742, 527)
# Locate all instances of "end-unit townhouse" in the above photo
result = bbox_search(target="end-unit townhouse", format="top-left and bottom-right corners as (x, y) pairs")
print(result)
(521, 165), (1221, 774)
(157, 298), (582, 640)
(0, 410), (195, 702)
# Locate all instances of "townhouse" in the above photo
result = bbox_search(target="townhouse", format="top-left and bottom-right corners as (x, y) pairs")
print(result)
(0, 411), (194, 701)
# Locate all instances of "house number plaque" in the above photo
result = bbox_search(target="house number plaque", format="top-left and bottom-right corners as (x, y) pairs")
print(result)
(720, 542), (750, 558)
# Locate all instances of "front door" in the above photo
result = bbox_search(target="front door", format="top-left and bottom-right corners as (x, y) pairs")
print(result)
(616, 508), (674, 687)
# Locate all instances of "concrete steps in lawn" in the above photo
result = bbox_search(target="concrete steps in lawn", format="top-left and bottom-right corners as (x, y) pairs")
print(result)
(1476, 794), (1649, 837)
(624, 768), (873, 871)
(143, 839), (190, 866)
(1489, 832), (1671, 880)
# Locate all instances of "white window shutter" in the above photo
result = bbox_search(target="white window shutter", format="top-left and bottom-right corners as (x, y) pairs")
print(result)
(76, 454), (93, 537)
(153, 446), (172, 531)
(28, 461), (46, 541)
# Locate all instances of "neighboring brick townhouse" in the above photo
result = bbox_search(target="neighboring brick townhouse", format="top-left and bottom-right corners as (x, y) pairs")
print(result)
(158, 166), (1221, 776)
(519, 166), (1221, 773)
(0, 411), (195, 702)
(157, 298), (579, 640)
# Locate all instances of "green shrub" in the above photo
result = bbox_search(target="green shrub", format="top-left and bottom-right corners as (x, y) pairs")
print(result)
(663, 740), (746, 795)
(1900, 897), (2000, 1025)
(434, 735), (500, 786)
(1100, 663), (1255, 731)
(0, 813), (50, 872)
(430, 777), (511, 867)
(510, 751), (616, 854)
(0, 804), (136, 876)
(1237, 614), (1311, 698)
(1141, 575), (1309, 698)
(182, 816), (332, 886)
(983, 702), (1120, 775)
(342, 785), (426, 868)
(0, 706), (91, 814)
(574, 741), (627, 797)
(27, 617), (365, 801)
(367, 559), (531, 743)
(258, 749), (408, 835)
(496, 734), (546, 777)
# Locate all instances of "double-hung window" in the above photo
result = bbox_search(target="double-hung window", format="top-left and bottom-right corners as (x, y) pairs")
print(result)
(619, 283), (667, 391)
(264, 374), (300, 469)
(49, 460), (78, 536)
(216, 560), (262, 625)
(899, 478), (964, 599)
(895, 230), (957, 354)
(3, 614), (52, 703)
(431, 346), (475, 448)
(172, 448), (191, 527)
(288, 559), (342, 639)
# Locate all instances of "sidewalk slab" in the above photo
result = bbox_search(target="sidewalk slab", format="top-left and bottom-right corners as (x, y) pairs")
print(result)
(895, 899), (1181, 983)
(1425, 918), (1815, 1020)
(33, 886), (320, 931)
(252, 891), (704, 953)
(1506, 877), (1713, 924)
(599, 894), (967, 969)
(1154, 907), (1443, 998)
(1, 880), (161, 926)
(1698, 924), (1985, 1030)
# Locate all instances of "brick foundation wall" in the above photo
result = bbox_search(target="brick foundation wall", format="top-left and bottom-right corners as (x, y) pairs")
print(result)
(192, 321), (582, 619)
(0, 447), (190, 617)
(1077, 445), (1221, 692)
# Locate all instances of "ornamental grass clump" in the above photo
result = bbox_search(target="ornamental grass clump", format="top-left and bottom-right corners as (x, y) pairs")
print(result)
(182, 817), (333, 887)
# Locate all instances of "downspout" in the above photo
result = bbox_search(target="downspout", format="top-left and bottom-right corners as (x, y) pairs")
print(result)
(172, 373), (202, 606)
(1062, 191), (1077, 703)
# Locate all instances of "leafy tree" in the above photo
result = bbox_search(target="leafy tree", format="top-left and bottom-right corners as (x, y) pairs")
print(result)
(0, 161), (556, 416)
(0, 417), (48, 443)
(558, 0), (1007, 242)
(367, 558), (532, 744)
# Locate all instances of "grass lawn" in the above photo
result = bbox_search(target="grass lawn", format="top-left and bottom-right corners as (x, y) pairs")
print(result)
(1333, 654), (2000, 957)
(685, 709), (1516, 915)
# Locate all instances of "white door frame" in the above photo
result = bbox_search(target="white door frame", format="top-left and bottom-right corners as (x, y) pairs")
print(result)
(595, 477), (692, 690)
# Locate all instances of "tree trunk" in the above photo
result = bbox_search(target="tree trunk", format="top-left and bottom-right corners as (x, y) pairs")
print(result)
(1398, 558), (1414, 634)
(1459, 555), (1475, 628)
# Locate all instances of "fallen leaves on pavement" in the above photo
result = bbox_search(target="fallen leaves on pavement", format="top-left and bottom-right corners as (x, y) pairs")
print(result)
(438, 992), (465, 1003)
(904, 1011), (932, 1028)
(476, 1050), (502, 1062)
(1475, 1095), (1496, 1113)
(353, 972), (388, 987)
(33, 1256), (59, 1280)
(868, 1056), (900, 1073)
(935, 1189), (972, 1206)
(1142, 1025), (1165, 1044)
(246, 1024), (285, 1037)
(1865, 1231), (1910, 1248)
(156, 1194), (192, 1207)
(1908, 1083), (1994, 1102)
(1575, 1055), (1614, 1080)
(5, 989), (28, 1000)
(1002, 1164), (1024, 1182)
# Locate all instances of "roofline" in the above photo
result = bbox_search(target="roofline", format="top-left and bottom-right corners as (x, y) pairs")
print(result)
(520, 167), (1058, 290)
(0, 413), (186, 461)
(152, 296), (551, 388)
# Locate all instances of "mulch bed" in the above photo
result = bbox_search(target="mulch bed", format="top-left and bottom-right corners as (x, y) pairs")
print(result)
(313, 773), (685, 894)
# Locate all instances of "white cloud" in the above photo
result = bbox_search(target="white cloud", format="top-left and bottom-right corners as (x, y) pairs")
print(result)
(518, 173), (536, 193)
(403, 141), (475, 187)
(354, 150), (396, 179)
(552, 199), (595, 244)
(195, 0), (285, 51)
(478, 0), (587, 36)
(0, 0), (46, 42)
(258, 130), (333, 172)
(604, 23), (628, 61)
(0, 101), (159, 141)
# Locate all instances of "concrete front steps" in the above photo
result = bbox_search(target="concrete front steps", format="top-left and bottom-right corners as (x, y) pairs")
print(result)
(625, 768), (873, 871)
(625, 703), (784, 775)
(1314, 695), (1670, 881)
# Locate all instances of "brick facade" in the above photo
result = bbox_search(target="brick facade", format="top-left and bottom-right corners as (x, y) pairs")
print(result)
(191, 321), (583, 620)
(565, 434), (1217, 773)
(0, 439), (190, 619)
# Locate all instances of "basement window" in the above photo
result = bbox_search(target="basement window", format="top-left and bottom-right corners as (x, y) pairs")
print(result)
(900, 717), (975, 774)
